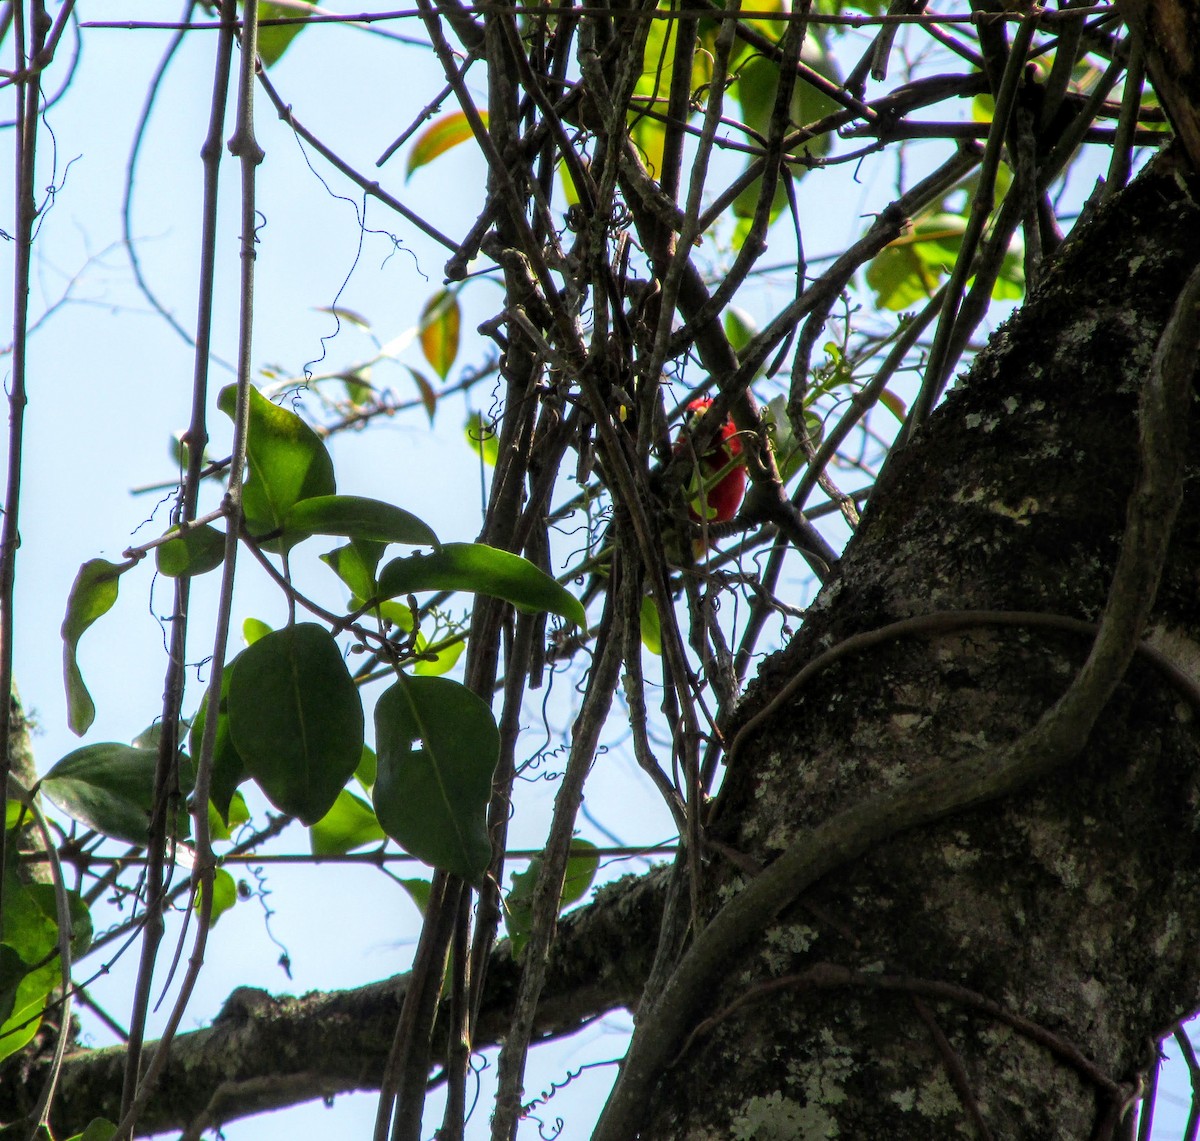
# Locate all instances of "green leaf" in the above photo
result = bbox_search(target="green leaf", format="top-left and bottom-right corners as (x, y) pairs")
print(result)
(208, 790), (249, 842)
(377, 543), (586, 629)
(227, 623), (365, 825)
(0, 943), (28, 1031)
(322, 540), (415, 632)
(0, 849), (93, 1062)
(504, 840), (600, 959)
(317, 306), (371, 331)
(866, 211), (1024, 309)
(218, 384), (336, 550)
(243, 617), (273, 645)
(42, 744), (191, 845)
(628, 2), (711, 177)
(464, 410), (499, 467)
(130, 720), (190, 754)
(399, 877), (432, 915)
(256, 0), (313, 68)
(412, 632), (466, 677)
(373, 674), (499, 883)
(728, 39), (841, 246)
(341, 369), (374, 406)
(640, 596), (662, 656)
(878, 389), (907, 423)
(64, 1119), (118, 1141)
(321, 539), (386, 602)
(61, 559), (129, 736)
(763, 395), (809, 485)
(155, 524), (226, 578)
(190, 663), (246, 824)
(355, 744), (377, 791)
(195, 868), (238, 924)
(724, 307), (758, 353)
(866, 213), (966, 310)
(404, 366), (438, 423)
(406, 110), (487, 180)
(419, 290), (461, 381)
(557, 158), (582, 208)
(286, 494), (439, 549)
(310, 788), (385, 856)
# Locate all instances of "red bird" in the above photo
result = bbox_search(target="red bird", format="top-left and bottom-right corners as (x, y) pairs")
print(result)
(677, 397), (747, 531)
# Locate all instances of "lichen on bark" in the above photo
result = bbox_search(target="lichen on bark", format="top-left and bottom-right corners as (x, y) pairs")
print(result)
(639, 153), (1200, 1138)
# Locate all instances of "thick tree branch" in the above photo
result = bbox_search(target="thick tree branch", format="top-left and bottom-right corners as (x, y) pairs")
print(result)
(3, 871), (666, 1137)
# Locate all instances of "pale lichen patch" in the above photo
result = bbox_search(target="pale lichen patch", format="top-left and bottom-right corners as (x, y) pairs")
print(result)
(915, 1069), (962, 1118)
(1153, 911), (1180, 958)
(730, 1092), (838, 1140)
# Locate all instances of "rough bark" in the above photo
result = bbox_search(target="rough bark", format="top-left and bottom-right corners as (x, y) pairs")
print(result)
(8, 71), (1200, 1141)
(635, 150), (1200, 1138)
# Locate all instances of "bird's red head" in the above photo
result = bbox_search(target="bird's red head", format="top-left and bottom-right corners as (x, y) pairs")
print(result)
(678, 398), (747, 528)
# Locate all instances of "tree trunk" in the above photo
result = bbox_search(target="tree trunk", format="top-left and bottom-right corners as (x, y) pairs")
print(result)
(633, 150), (1200, 1138)
(9, 80), (1200, 1141)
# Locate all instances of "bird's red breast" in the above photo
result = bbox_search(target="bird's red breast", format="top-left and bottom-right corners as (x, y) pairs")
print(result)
(678, 398), (747, 526)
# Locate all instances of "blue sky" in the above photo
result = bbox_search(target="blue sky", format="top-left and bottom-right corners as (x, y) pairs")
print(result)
(4, 4), (1192, 1138)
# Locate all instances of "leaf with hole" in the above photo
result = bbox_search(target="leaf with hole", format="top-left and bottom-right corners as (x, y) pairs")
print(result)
(373, 674), (499, 884)
(227, 623), (364, 825)
(61, 559), (130, 736)
(377, 543), (586, 629)
(218, 384), (336, 550)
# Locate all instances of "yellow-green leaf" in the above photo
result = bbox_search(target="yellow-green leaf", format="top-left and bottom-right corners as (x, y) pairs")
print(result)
(406, 110), (488, 180)
(419, 289), (461, 381)
(256, 0), (313, 69)
(640, 596), (662, 656)
(465, 410), (499, 466)
(404, 366), (438, 423)
(878, 389), (907, 423)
